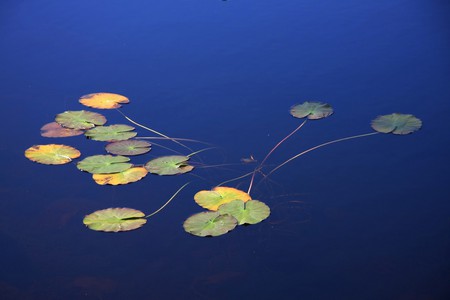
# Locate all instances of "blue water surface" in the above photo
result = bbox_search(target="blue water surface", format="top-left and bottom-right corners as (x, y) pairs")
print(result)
(1, 0), (450, 299)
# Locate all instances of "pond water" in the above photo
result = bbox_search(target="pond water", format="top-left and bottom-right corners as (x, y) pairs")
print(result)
(1, 0), (450, 299)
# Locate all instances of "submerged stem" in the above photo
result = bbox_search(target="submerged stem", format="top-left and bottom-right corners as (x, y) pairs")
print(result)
(116, 109), (194, 152)
(216, 170), (257, 187)
(145, 182), (190, 218)
(136, 136), (214, 146)
(264, 131), (380, 179)
(187, 147), (217, 158)
(247, 119), (308, 195)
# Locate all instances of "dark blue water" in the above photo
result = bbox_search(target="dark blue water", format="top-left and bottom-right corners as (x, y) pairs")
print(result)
(1, 1), (450, 299)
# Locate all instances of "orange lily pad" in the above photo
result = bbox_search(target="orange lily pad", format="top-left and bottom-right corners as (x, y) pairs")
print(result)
(194, 187), (252, 211)
(79, 93), (129, 109)
(92, 167), (148, 185)
(25, 144), (81, 165)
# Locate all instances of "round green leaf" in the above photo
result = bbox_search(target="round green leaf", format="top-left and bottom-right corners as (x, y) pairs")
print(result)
(218, 200), (270, 225)
(77, 155), (132, 174)
(25, 144), (81, 165)
(105, 140), (151, 156)
(371, 113), (422, 135)
(83, 208), (146, 232)
(290, 102), (333, 120)
(144, 155), (194, 175)
(85, 124), (137, 142)
(183, 211), (237, 237)
(55, 110), (106, 129)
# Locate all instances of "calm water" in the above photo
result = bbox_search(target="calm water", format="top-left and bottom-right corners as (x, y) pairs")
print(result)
(1, 1), (450, 299)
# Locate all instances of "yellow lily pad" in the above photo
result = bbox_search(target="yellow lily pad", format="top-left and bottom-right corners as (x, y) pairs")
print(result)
(79, 93), (129, 109)
(92, 167), (148, 185)
(24, 144), (81, 165)
(194, 186), (252, 211)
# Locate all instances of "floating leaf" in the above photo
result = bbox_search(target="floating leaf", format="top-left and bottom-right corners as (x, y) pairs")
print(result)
(92, 167), (148, 185)
(25, 144), (81, 165)
(183, 211), (237, 237)
(218, 200), (270, 225)
(85, 124), (137, 142)
(77, 155), (132, 174)
(371, 113), (422, 135)
(40, 122), (84, 138)
(55, 110), (106, 129)
(144, 155), (194, 175)
(290, 102), (333, 120)
(83, 208), (146, 232)
(105, 140), (151, 156)
(194, 187), (252, 211)
(79, 93), (129, 109)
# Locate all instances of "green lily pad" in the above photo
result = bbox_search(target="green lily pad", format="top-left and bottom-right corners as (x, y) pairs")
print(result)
(55, 110), (106, 129)
(24, 144), (81, 165)
(144, 155), (194, 175)
(371, 113), (422, 135)
(77, 155), (132, 174)
(290, 102), (333, 120)
(85, 124), (137, 142)
(105, 140), (151, 156)
(183, 211), (237, 237)
(83, 208), (147, 232)
(194, 187), (252, 211)
(218, 200), (270, 225)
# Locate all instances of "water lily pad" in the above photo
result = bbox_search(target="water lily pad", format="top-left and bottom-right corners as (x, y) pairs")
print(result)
(144, 155), (194, 175)
(40, 122), (84, 138)
(194, 187), (252, 211)
(218, 200), (270, 225)
(92, 167), (148, 185)
(105, 140), (151, 156)
(25, 144), (81, 165)
(290, 102), (333, 120)
(83, 208), (146, 232)
(85, 124), (137, 142)
(77, 155), (132, 174)
(371, 113), (422, 135)
(79, 92), (129, 109)
(55, 110), (106, 129)
(183, 211), (237, 237)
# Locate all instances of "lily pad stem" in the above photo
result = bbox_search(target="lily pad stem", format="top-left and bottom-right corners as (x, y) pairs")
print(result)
(264, 131), (380, 179)
(116, 109), (194, 152)
(247, 119), (308, 195)
(216, 170), (256, 187)
(145, 182), (190, 218)
(187, 147), (217, 158)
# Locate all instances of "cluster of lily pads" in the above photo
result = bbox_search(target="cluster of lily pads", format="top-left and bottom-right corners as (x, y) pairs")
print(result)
(24, 93), (422, 237)
(183, 186), (270, 237)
